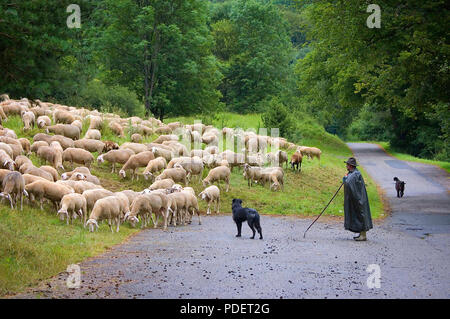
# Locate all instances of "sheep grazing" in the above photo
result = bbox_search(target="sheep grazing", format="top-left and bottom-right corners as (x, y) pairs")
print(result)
(40, 165), (59, 181)
(0, 142), (13, 158)
(125, 193), (168, 230)
(143, 157), (167, 181)
(0, 149), (15, 171)
(56, 180), (102, 194)
(102, 140), (119, 153)
(36, 146), (64, 171)
(151, 146), (174, 162)
(25, 180), (74, 210)
(155, 167), (187, 185)
(181, 189), (201, 225)
(119, 151), (155, 181)
(131, 133), (143, 143)
(155, 126), (173, 135)
(260, 167), (284, 191)
(243, 164), (262, 188)
(82, 188), (114, 215)
(148, 178), (175, 191)
(62, 147), (95, 168)
(0, 171), (26, 210)
(202, 166), (231, 192)
(50, 135), (74, 149)
(58, 193), (87, 225)
(33, 133), (53, 145)
(153, 134), (178, 144)
(61, 167), (91, 180)
(167, 156), (191, 168)
(85, 196), (122, 232)
(97, 148), (135, 173)
(74, 138), (105, 154)
(84, 129), (101, 140)
(31, 141), (49, 153)
(88, 115), (103, 130)
(109, 121), (125, 137)
(18, 138), (31, 155)
(120, 142), (148, 154)
(198, 185), (220, 215)
(22, 174), (49, 185)
(116, 189), (141, 206)
(173, 157), (204, 183)
(53, 109), (75, 124)
(299, 146), (322, 161)
(21, 111), (36, 131)
(46, 124), (80, 140)
(290, 151), (303, 172)
(15, 155), (32, 169)
(71, 119), (83, 132)
(69, 172), (101, 185)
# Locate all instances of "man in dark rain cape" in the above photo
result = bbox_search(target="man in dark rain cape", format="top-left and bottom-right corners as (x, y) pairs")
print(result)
(342, 157), (373, 241)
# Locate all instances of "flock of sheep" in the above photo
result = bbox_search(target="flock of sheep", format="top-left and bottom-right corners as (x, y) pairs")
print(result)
(0, 94), (322, 233)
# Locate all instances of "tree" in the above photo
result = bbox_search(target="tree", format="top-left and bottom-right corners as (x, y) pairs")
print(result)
(211, 0), (295, 113)
(294, 0), (449, 159)
(93, 0), (222, 119)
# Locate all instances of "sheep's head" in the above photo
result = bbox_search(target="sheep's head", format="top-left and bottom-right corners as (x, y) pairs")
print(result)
(85, 219), (99, 232)
(74, 172), (86, 181)
(202, 179), (210, 187)
(124, 212), (139, 227)
(57, 210), (68, 221)
(97, 154), (104, 164)
(143, 172), (154, 181)
(119, 169), (126, 179)
(173, 184), (183, 191)
(61, 173), (69, 180)
(4, 160), (14, 171)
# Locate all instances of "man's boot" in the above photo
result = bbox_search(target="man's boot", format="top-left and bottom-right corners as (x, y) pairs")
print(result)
(353, 231), (367, 241)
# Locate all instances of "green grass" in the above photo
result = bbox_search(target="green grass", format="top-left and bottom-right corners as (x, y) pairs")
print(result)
(349, 140), (450, 173)
(0, 112), (385, 296)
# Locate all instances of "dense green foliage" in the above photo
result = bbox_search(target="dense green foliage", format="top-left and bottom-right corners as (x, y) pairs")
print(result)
(0, 0), (447, 160)
(294, 0), (449, 160)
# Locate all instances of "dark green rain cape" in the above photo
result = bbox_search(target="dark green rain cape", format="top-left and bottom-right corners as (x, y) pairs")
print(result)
(343, 168), (373, 233)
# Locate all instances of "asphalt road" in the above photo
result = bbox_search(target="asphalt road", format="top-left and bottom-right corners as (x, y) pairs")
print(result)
(10, 143), (450, 299)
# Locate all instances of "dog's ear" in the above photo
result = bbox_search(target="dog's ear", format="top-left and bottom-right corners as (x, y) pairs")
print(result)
(238, 199), (243, 205)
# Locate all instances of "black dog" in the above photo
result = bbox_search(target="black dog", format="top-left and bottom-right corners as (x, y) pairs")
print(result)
(232, 199), (263, 239)
(393, 177), (406, 197)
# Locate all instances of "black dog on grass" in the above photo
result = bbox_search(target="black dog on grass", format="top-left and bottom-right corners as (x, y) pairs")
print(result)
(232, 198), (263, 239)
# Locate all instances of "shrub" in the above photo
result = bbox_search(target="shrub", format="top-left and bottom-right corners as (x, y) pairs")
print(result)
(80, 80), (145, 117)
(261, 96), (294, 140)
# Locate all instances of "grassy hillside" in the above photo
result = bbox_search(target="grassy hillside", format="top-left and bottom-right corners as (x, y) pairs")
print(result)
(0, 112), (384, 296)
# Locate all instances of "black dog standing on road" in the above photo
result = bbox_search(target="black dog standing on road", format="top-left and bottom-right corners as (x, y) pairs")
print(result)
(232, 199), (263, 239)
(393, 177), (406, 197)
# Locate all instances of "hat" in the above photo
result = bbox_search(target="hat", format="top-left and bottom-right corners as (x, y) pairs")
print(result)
(344, 157), (358, 167)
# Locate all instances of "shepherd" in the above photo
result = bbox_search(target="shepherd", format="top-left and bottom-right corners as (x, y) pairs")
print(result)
(343, 157), (373, 241)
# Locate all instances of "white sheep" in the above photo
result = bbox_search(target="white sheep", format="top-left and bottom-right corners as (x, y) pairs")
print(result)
(85, 195), (121, 232)
(57, 193), (87, 225)
(198, 185), (220, 215)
